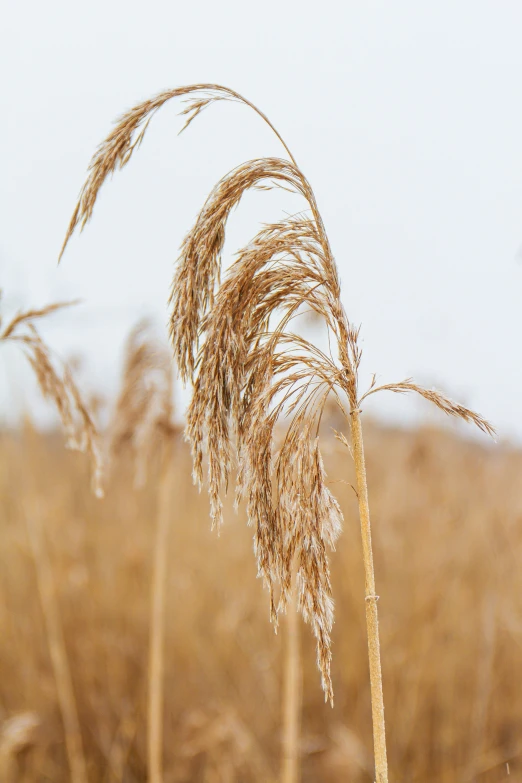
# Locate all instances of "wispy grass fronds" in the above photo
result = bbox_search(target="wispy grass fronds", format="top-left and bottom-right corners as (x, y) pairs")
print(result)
(109, 320), (174, 487)
(58, 85), (295, 263)
(0, 296), (103, 495)
(109, 320), (178, 783)
(360, 378), (495, 436)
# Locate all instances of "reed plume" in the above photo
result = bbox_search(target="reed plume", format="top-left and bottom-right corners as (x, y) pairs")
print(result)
(109, 321), (176, 783)
(0, 294), (103, 496)
(108, 319), (174, 486)
(60, 84), (494, 782)
(1, 295), (104, 783)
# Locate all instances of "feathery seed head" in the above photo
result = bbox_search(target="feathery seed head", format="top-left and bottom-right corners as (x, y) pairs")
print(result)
(109, 320), (175, 486)
(60, 82), (494, 700)
(0, 299), (103, 496)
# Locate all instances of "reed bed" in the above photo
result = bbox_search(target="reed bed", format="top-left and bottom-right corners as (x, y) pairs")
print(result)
(0, 422), (519, 782)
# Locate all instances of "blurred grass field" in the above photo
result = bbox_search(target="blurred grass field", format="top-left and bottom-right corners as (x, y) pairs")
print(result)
(1, 420), (521, 782)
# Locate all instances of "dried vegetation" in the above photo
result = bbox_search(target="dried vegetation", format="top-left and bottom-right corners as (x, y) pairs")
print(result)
(0, 423), (519, 782)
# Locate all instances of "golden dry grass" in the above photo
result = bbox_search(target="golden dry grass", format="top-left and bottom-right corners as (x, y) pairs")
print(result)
(0, 297), (102, 497)
(1, 421), (520, 782)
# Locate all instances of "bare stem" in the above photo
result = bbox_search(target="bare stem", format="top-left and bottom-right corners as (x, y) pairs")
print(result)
(23, 500), (88, 783)
(281, 582), (302, 783)
(349, 410), (388, 783)
(148, 442), (174, 783)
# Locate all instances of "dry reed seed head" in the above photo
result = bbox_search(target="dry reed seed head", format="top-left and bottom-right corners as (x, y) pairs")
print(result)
(0, 302), (104, 496)
(176, 185), (354, 697)
(63, 365), (104, 496)
(58, 83), (304, 263)
(359, 379), (495, 437)
(245, 413), (280, 624)
(109, 320), (174, 487)
(183, 214), (341, 533)
(275, 426), (342, 703)
(169, 161), (325, 384)
(60, 82), (494, 703)
(0, 300), (81, 340)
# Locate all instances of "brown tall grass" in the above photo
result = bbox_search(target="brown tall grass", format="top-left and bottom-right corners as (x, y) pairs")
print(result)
(59, 83), (494, 782)
(0, 295), (102, 495)
(0, 422), (519, 782)
(108, 321), (176, 783)
(282, 583), (302, 783)
(1, 295), (102, 783)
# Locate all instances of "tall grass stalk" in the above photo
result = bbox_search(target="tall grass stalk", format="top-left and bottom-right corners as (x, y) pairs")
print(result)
(22, 492), (88, 783)
(282, 583), (301, 783)
(148, 442), (174, 783)
(107, 321), (175, 783)
(350, 409), (387, 781)
(60, 83), (495, 782)
(0, 299), (102, 781)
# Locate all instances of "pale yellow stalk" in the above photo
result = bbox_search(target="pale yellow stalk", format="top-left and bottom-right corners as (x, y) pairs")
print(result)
(147, 442), (174, 783)
(349, 409), (388, 783)
(281, 584), (301, 783)
(23, 498), (88, 783)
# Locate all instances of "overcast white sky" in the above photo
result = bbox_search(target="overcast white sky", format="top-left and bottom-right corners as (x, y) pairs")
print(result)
(1, 1), (521, 441)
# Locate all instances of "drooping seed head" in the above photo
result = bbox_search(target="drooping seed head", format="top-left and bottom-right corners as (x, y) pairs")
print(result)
(0, 298), (103, 496)
(59, 83), (494, 701)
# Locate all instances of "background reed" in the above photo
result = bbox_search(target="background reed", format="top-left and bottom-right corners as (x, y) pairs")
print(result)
(0, 295), (102, 782)
(0, 421), (516, 782)
(107, 321), (176, 783)
(281, 584), (301, 783)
